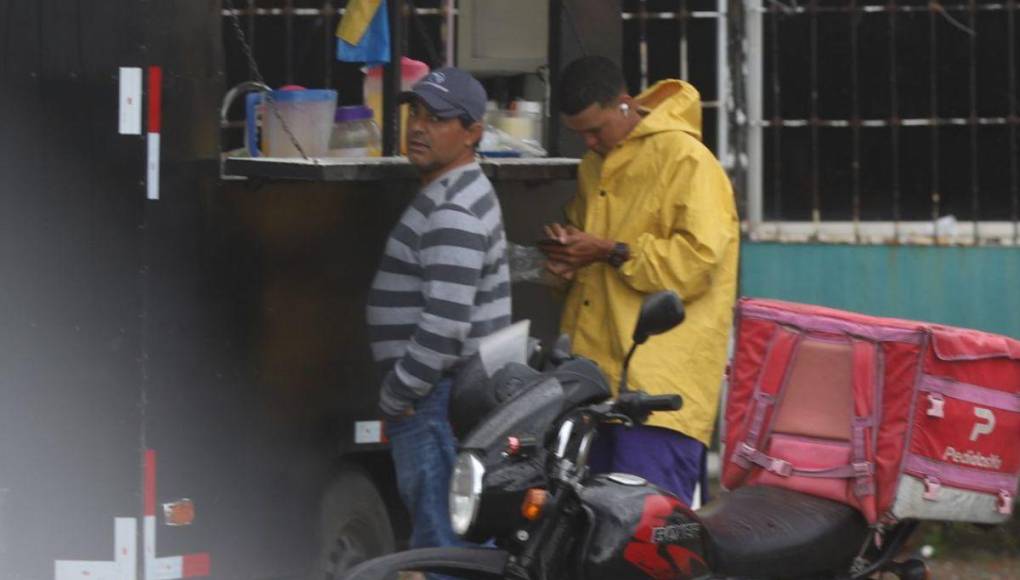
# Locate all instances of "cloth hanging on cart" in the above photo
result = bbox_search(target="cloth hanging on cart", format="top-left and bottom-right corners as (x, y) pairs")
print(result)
(336, 0), (391, 66)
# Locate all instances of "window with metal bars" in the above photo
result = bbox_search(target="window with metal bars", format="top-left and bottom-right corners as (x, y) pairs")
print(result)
(749, 1), (1019, 244)
(221, 1), (728, 155)
(220, 0), (450, 153)
(221, 0), (448, 89)
(626, 1), (1019, 244)
(621, 1), (728, 159)
(221, 1), (1019, 243)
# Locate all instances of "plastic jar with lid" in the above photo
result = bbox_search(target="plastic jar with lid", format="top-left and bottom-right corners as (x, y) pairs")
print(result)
(328, 105), (382, 157)
(496, 100), (543, 146)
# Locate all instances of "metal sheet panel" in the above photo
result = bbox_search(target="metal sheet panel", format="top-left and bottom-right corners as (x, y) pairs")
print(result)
(0, 0), (147, 575)
(0, 1), (579, 577)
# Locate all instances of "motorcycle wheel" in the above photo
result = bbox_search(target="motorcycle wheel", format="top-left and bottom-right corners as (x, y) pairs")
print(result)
(342, 547), (509, 580)
(319, 466), (395, 580)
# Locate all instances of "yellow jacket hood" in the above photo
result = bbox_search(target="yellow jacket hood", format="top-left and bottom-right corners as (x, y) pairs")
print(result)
(629, 79), (703, 142)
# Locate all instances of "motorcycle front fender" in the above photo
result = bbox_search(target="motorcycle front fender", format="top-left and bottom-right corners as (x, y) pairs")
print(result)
(341, 547), (510, 580)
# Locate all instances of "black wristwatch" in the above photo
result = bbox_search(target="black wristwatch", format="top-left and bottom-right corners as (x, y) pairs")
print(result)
(607, 241), (631, 268)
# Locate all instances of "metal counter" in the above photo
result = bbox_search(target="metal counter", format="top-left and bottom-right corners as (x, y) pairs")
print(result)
(222, 156), (580, 182)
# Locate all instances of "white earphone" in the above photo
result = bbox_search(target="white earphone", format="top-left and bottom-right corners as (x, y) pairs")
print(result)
(619, 103), (630, 115)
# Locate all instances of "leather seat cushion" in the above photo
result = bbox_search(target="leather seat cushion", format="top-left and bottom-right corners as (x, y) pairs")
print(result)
(698, 484), (869, 578)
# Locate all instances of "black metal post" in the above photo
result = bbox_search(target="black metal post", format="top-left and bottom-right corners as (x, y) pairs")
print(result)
(851, 0), (861, 235)
(324, 0), (334, 88)
(383, 0), (405, 156)
(247, 0), (257, 81)
(1010, 0), (1019, 243)
(929, 2), (941, 233)
(890, 0), (902, 227)
(969, 0), (979, 237)
(547, 0), (563, 157)
(285, 0), (295, 84)
(726, 0), (749, 212)
(809, 0), (820, 225)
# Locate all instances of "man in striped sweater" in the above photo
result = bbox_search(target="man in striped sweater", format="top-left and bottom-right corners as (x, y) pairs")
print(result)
(366, 67), (510, 567)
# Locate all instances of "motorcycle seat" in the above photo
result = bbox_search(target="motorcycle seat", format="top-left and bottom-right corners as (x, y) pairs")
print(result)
(697, 484), (869, 578)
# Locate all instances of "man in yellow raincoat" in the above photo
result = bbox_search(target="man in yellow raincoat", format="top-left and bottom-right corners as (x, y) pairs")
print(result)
(540, 56), (739, 505)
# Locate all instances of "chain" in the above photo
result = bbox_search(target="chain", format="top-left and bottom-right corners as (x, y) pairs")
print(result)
(223, 0), (312, 160)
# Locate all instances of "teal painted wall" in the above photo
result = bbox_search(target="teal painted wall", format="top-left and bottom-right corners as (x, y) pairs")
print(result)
(740, 243), (1020, 339)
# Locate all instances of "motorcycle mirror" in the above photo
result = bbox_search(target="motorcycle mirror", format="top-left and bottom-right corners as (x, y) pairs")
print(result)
(631, 291), (685, 345)
(619, 291), (685, 394)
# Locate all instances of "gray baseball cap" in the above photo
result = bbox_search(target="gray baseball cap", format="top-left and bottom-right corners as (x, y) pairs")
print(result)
(398, 67), (487, 123)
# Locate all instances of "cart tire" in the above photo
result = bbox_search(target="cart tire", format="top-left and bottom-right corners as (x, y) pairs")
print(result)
(319, 466), (395, 580)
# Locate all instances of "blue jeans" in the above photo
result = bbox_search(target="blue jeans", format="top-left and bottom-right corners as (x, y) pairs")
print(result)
(386, 378), (463, 580)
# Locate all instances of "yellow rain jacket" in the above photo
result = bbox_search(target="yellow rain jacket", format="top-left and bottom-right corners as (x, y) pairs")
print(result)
(561, 80), (739, 446)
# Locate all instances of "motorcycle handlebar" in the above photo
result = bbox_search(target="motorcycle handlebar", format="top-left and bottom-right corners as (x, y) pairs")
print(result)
(612, 392), (683, 423)
(641, 394), (683, 412)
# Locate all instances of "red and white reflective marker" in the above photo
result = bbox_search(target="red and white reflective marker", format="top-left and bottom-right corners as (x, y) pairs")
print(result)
(146, 66), (162, 201)
(118, 67), (142, 136)
(144, 450), (210, 579)
(54, 450), (210, 580)
(54, 518), (136, 580)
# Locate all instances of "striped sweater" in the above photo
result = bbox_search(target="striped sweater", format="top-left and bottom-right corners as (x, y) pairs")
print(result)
(367, 163), (511, 416)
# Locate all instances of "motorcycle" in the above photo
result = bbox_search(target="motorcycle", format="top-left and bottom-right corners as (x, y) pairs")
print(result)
(343, 291), (930, 580)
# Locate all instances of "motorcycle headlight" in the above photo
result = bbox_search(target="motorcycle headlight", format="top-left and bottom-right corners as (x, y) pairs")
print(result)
(449, 452), (485, 536)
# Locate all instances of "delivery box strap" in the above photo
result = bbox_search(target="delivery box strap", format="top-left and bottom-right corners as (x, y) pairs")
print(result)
(851, 416), (878, 496)
(736, 443), (875, 482)
(848, 339), (879, 496)
(904, 454), (1019, 494)
(740, 304), (926, 344)
(919, 375), (1020, 413)
(919, 476), (1014, 515)
(736, 327), (803, 469)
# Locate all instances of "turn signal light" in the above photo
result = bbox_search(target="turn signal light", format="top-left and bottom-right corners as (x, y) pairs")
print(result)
(521, 489), (548, 521)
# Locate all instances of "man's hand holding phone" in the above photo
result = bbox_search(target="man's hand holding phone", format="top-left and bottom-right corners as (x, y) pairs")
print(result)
(537, 223), (614, 270)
